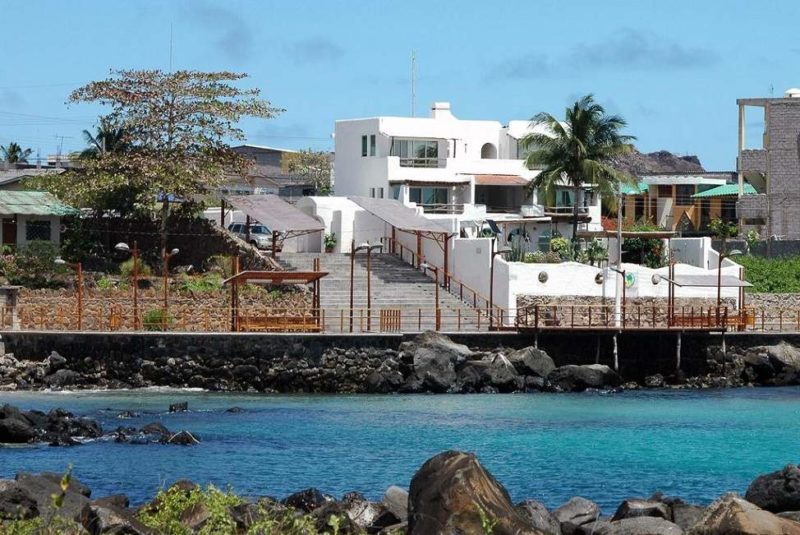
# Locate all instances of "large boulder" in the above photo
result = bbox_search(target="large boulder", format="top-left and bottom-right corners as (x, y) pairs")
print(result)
(594, 517), (683, 534)
(548, 365), (621, 392)
(404, 332), (472, 393)
(0, 405), (35, 443)
(765, 342), (800, 371)
(554, 497), (601, 534)
(613, 499), (671, 521)
(408, 450), (540, 535)
(383, 485), (409, 521)
(485, 354), (520, 392)
(282, 488), (334, 513)
(517, 499), (562, 534)
(0, 484), (38, 520)
(80, 502), (157, 534)
(688, 493), (800, 534)
(339, 491), (385, 528)
(745, 465), (800, 513)
(14, 472), (91, 520)
(508, 347), (556, 378)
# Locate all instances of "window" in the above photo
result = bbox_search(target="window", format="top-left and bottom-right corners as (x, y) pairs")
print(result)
(378, 187), (384, 198)
(391, 186), (401, 200)
(25, 220), (51, 242)
(657, 185), (672, 197)
(390, 139), (439, 167)
(675, 185), (695, 206)
(409, 187), (448, 205)
(369, 187), (376, 198)
(369, 135), (376, 156)
(361, 135), (368, 157)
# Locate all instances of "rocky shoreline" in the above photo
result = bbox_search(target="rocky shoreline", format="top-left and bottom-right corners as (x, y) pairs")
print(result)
(1, 331), (799, 394)
(2, 451), (799, 534)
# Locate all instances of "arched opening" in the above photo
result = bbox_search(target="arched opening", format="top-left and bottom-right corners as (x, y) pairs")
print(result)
(480, 143), (497, 159)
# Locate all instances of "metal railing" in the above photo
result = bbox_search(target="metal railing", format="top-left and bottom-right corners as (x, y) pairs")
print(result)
(398, 157), (447, 168)
(417, 203), (465, 214)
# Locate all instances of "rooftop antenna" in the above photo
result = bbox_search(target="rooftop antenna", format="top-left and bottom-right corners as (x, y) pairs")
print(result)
(411, 50), (416, 117)
(769, 84), (774, 97)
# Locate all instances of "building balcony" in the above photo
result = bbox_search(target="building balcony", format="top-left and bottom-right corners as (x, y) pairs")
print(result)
(738, 149), (767, 174)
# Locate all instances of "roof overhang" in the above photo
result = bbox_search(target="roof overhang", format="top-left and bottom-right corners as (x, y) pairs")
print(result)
(577, 230), (677, 239)
(641, 175), (727, 186)
(474, 174), (528, 186)
(672, 275), (752, 288)
(348, 196), (454, 236)
(223, 194), (324, 234)
(222, 270), (328, 286)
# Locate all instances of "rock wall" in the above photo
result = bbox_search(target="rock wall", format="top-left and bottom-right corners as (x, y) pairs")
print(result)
(516, 295), (736, 328)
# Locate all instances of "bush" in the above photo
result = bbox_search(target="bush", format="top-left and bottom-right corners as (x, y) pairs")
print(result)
(119, 258), (153, 278)
(549, 236), (571, 258)
(736, 255), (800, 293)
(177, 273), (223, 293)
(0, 241), (66, 288)
(522, 251), (561, 263)
(142, 308), (174, 331)
(621, 221), (666, 268)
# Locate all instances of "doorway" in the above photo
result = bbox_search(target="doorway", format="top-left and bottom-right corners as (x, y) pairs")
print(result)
(1, 218), (16, 249)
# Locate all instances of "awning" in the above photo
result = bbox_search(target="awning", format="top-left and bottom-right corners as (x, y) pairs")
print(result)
(673, 274), (752, 288)
(223, 194), (324, 233)
(0, 191), (77, 216)
(692, 183), (757, 198)
(578, 230), (677, 239)
(348, 196), (453, 235)
(474, 174), (528, 186)
(620, 181), (649, 195)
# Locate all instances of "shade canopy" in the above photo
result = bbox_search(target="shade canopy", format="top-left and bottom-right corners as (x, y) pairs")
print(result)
(0, 191), (77, 216)
(474, 174), (528, 186)
(348, 196), (453, 235)
(692, 183), (757, 198)
(223, 194), (324, 233)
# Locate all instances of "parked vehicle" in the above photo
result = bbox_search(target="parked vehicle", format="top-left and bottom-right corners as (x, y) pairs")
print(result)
(227, 223), (276, 250)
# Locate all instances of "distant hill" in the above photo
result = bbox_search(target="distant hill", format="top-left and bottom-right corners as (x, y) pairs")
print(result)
(611, 148), (705, 176)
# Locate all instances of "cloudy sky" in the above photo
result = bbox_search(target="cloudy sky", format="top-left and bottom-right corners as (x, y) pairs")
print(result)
(1, 0), (798, 170)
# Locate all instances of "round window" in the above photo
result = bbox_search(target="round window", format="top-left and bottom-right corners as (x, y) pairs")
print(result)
(595, 273), (604, 285)
(538, 271), (548, 283)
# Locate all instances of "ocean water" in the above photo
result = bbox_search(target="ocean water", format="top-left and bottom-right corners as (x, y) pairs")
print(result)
(1, 388), (799, 511)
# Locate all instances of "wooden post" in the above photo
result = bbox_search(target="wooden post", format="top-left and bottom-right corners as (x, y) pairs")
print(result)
(416, 231), (422, 268)
(443, 233), (450, 290)
(272, 230), (278, 258)
(220, 199), (225, 228)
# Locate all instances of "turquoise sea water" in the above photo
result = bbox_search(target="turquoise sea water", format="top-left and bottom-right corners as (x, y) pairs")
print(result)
(1, 388), (799, 511)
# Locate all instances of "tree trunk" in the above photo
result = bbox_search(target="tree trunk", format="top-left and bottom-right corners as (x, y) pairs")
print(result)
(571, 185), (580, 244)
(160, 197), (170, 264)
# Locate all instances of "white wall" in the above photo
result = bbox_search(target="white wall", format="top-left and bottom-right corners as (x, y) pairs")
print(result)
(11, 215), (62, 248)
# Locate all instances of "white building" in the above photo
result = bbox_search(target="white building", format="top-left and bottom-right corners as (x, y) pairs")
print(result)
(333, 102), (602, 243)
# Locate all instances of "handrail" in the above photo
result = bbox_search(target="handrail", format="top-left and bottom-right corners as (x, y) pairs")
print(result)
(381, 237), (508, 327)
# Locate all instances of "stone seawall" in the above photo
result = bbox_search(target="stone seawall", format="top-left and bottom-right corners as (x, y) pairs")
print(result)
(1, 330), (799, 393)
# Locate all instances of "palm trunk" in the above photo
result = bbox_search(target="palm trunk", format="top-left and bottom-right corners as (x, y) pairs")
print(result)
(571, 185), (580, 244)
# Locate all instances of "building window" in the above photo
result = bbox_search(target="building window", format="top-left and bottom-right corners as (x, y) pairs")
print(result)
(657, 185), (672, 197)
(369, 187), (376, 198)
(26, 220), (51, 242)
(361, 135), (368, 157)
(390, 139), (439, 167)
(675, 185), (695, 206)
(369, 135), (376, 156)
(409, 187), (448, 206)
(391, 186), (401, 200)
(378, 187), (384, 198)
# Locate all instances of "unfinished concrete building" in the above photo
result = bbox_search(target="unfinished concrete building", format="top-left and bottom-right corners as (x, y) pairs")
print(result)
(737, 88), (800, 239)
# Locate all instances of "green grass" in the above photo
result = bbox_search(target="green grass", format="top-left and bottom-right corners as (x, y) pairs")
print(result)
(737, 255), (800, 293)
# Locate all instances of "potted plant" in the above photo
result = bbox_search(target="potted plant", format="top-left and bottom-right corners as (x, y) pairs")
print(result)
(324, 233), (337, 253)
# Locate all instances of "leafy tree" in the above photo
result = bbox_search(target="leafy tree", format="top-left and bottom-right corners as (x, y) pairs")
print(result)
(52, 69), (282, 253)
(521, 95), (636, 243)
(708, 218), (738, 254)
(79, 117), (128, 159)
(282, 149), (333, 194)
(1, 142), (33, 163)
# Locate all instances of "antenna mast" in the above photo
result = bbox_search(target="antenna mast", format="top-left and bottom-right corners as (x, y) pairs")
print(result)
(411, 50), (416, 117)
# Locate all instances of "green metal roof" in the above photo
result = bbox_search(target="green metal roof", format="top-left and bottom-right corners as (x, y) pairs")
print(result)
(0, 191), (77, 216)
(620, 181), (648, 195)
(691, 183), (757, 198)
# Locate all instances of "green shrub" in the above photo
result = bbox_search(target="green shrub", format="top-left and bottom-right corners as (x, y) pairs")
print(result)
(522, 251), (561, 263)
(0, 241), (66, 288)
(142, 308), (174, 331)
(207, 254), (235, 278)
(549, 236), (571, 258)
(177, 273), (223, 293)
(119, 258), (152, 278)
(737, 255), (800, 293)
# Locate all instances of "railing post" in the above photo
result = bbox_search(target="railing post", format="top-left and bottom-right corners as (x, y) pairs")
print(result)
(534, 305), (539, 330)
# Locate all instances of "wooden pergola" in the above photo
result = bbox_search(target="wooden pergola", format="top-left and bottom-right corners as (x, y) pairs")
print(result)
(222, 264), (328, 332)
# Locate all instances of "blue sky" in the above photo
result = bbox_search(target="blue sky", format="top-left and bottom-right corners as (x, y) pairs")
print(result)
(1, 0), (798, 170)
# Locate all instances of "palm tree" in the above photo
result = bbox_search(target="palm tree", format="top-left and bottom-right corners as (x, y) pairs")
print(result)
(521, 95), (636, 243)
(79, 118), (128, 159)
(1, 142), (33, 163)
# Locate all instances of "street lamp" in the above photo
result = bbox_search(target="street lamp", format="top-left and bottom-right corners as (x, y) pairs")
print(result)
(489, 240), (512, 330)
(162, 248), (180, 329)
(363, 242), (382, 331)
(349, 240), (370, 332)
(55, 257), (83, 330)
(115, 241), (140, 330)
(717, 249), (742, 326)
(420, 261), (441, 331)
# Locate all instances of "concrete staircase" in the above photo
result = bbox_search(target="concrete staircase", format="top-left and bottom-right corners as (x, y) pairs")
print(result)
(277, 252), (486, 332)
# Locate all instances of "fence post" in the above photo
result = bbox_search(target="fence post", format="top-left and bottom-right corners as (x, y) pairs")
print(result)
(534, 305), (539, 330)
